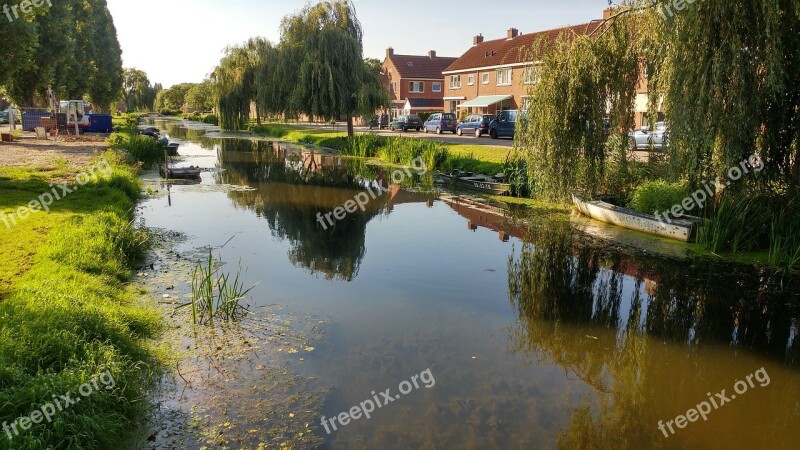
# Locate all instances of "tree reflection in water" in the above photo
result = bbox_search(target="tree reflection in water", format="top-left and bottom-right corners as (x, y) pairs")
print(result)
(215, 139), (412, 281)
(507, 219), (799, 448)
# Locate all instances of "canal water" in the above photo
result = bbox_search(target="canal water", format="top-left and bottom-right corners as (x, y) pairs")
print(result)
(137, 119), (800, 449)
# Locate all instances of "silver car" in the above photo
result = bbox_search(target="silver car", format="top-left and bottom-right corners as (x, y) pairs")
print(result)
(629, 122), (668, 150)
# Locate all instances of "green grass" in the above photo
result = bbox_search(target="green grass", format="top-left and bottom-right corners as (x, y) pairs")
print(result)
(0, 151), (162, 449)
(628, 180), (689, 215)
(108, 129), (167, 168)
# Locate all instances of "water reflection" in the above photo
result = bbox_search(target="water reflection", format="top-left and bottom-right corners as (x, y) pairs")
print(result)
(215, 139), (433, 281)
(507, 219), (800, 449)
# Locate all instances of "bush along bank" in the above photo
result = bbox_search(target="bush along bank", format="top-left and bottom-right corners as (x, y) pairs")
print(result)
(0, 152), (161, 449)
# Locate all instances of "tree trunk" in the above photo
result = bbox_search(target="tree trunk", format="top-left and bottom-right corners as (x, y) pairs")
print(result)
(347, 115), (354, 137)
(256, 105), (262, 126)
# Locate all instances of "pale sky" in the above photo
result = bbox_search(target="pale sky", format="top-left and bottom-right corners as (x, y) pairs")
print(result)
(107, 0), (615, 88)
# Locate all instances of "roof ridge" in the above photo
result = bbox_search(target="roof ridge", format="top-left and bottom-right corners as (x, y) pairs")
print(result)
(477, 21), (599, 45)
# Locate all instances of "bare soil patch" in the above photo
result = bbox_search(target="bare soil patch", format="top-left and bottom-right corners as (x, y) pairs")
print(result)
(0, 138), (108, 171)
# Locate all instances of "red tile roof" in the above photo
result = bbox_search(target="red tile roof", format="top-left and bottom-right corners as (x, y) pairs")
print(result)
(444, 21), (604, 73)
(387, 54), (458, 79)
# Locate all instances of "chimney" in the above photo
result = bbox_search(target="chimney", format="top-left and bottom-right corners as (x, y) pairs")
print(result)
(603, 7), (615, 20)
(428, 50), (436, 58)
(473, 34), (484, 46)
(386, 47), (394, 58)
(507, 28), (519, 39)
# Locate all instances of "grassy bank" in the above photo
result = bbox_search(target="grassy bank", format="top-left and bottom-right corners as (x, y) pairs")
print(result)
(248, 123), (508, 175)
(0, 151), (160, 449)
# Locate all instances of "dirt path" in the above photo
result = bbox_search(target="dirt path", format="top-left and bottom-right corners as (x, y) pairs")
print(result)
(0, 138), (109, 171)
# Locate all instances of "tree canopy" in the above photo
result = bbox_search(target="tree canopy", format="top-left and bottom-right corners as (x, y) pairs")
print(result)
(212, 1), (389, 135)
(121, 68), (161, 112)
(0, 0), (124, 111)
(518, 0), (800, 201)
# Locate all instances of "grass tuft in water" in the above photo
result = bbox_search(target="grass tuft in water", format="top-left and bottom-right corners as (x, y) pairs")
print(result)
(182, 246), (257, 325)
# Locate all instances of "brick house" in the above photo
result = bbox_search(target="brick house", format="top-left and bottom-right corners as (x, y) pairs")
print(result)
(442, 21), (604, 118)
(443, 9), (658, 128)
(381, 49), (457, 119)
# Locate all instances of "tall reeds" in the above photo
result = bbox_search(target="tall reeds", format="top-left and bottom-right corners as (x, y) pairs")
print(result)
(182, 248), (257, 325)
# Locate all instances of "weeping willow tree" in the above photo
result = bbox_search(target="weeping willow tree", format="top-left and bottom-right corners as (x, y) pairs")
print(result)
(266, 0), (387, 136)
(212, 38), (272, 130)
(517, 12), (641, 201)
(644, 0), (800, 191)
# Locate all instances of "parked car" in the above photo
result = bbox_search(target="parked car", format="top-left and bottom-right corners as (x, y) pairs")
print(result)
(457, 114), (495, 137)
(369, 114), (389, 130)
(488, 110), (520, 139)
(0, 111), (8, 124)
(423, 113), (457, 134)
(390, 115), (422, 132)
(629, 122), (669, 150)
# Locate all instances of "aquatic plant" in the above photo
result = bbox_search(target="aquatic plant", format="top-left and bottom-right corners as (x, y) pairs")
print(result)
(185, 247), (257, 325)
(109, 130), (167, 168)
(628, 180), (689, 215)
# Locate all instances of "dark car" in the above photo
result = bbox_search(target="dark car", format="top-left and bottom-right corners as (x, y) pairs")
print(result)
(423, 113), (457, 134)
(369, 114), (389, 130)
(0, 111), (8, 124)
(489, 110), (520, 139)
(390, 115), (422, 132)
(457, 114), (495, 138)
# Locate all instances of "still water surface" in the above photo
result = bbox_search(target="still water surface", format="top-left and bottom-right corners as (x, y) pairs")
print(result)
(138, 120), (800, 449)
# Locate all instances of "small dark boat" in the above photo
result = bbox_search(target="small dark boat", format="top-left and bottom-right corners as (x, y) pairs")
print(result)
(437, 170), (512, 195)
(136, 126), (160, 139)
(160, 165), (201, 180)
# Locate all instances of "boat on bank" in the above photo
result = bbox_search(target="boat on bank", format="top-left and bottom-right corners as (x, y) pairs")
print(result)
(437, 170), (512, 195)
(572, 194), (698, 242)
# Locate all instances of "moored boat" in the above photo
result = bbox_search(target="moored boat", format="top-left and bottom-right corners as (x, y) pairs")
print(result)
(572, 194), (697, 242)
(437, 170), (512, 195)
(160, 165), (201, 180)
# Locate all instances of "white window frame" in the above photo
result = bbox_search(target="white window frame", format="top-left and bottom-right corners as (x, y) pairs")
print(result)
(432, 82), (442, 93)
(524, 66), (542, 85)
(482, 73), (490, 85)
(450, 75), (461, 89)
(409, 81), (425, 93)
(392, 81), (398, 94)
(468, 75), (475, 86)
(497, 68), (512, 86)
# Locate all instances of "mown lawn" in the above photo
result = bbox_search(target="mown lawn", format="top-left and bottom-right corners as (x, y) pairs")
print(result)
(0, 150), (161, 449)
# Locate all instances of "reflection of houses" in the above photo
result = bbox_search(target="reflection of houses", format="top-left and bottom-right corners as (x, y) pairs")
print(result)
(381, 48), (457, 119)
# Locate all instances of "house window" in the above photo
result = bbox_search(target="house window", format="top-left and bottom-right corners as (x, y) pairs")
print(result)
(468, 75), (475, 86)
(432, 82), (442, 93)
(409, 81), (425, 93)
(450, 75), (461, 89)
(497, 68), (512, 86)
(391, 82), (398, 94)
(524, 66), (542, 85)
(482, 73), (490, 85)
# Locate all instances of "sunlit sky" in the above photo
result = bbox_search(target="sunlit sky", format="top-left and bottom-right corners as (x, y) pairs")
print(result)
(106, 0), (615, 88)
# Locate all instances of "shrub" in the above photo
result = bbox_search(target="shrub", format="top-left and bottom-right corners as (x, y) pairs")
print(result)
(202, 114), (219, 125)
(109, 131), (167, 168)
(628, 180), (689, 215)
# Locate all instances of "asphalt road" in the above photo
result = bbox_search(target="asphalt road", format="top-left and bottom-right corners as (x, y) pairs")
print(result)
(353, 126), (514, 148)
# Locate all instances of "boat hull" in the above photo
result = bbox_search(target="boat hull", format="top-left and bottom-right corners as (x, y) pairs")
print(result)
(572, 194), (696, 242)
